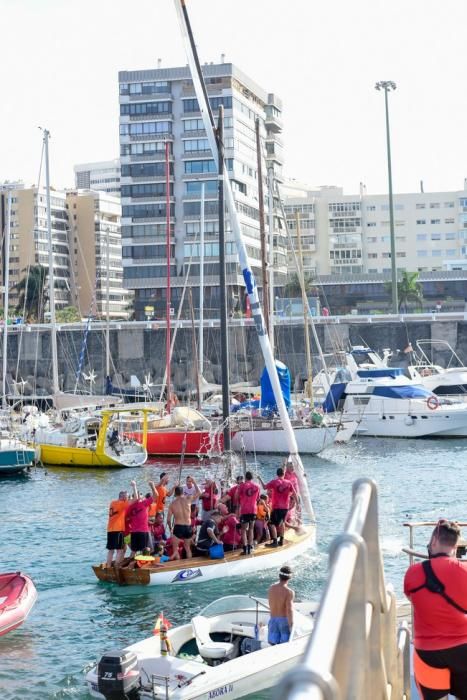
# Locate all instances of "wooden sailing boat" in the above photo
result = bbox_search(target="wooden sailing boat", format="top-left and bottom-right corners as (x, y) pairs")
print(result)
(93, 0), (316, 585)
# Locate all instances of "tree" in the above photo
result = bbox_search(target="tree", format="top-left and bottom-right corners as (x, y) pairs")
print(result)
(387, 271), (424, 312)
(283, 272), (319, 298)
(56, 306), (81, 323)
(14, 265), (48, 322)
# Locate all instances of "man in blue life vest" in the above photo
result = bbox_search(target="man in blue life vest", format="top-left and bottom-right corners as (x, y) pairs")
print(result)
(404, 519), (467, 699)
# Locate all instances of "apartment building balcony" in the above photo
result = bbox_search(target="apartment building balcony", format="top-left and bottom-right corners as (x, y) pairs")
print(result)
(121, 174), (169, 183)
(127, 91), (172, 101)
(181, 149), (213, 159)
(182, 129), (207, 138)
(265, 114), (282, 134)
(130, 132), (173, 141)
(125, 152), (170, 162)
(127, 112), (173, 121)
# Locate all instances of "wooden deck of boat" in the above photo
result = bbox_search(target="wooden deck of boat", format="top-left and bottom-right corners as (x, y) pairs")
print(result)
(92, 526), (312, 585)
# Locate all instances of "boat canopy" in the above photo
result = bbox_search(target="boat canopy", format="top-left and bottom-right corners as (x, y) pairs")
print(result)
(322, 382), (347, 413)
(357, 368), (404, 379)
(371, 385), (433, 399)
(200, 595), (269, 617)
(260, 361), (291, 413)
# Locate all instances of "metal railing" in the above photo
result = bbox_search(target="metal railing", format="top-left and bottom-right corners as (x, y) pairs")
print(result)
(277, 478), (411, 700)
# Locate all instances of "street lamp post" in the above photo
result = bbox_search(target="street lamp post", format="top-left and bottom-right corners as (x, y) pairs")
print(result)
(375, 80), (398, 313)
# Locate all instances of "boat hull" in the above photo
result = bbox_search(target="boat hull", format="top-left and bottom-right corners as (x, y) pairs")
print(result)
(0, 447), (35, 474)
(92, 525), (315, 586)
(131, 429), (222, 456)
(231, 425), (337, 454)
(347, 410), (467, 438)
(37, 444), (146, 468)
(0, 573), (37, 636)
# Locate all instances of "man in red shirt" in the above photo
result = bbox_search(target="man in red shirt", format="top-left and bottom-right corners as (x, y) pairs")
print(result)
(220, 475), (243, 515)
(404, 519), (467, 699)
(237, 471), (261, 555)
(200, 479), (219, 521)
(260, 467), (294, 547)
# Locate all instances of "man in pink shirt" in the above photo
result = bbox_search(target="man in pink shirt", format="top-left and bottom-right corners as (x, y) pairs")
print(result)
(260, 467), (294, 547)
(284, 459), (301, 522)
(219, 503), (242, 552)
(220, 474), (244, 514)
(126, 479), (158, 555)
(237, 471), (261, 555)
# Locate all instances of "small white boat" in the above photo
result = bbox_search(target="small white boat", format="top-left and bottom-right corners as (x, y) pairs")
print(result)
(93, 526), (314, 586)
(86, 594), (316, 700)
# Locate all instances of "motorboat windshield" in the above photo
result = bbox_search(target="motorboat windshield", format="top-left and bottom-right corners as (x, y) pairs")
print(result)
(200, 595), (269, 618)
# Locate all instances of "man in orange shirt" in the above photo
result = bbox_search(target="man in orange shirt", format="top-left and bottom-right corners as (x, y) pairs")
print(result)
(404, 519), (467, 699)
(154, 473), (175, 519)
(105, 490), (129, 567)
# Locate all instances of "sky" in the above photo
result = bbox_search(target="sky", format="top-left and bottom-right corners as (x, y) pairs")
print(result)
(2, 0), (467, 196)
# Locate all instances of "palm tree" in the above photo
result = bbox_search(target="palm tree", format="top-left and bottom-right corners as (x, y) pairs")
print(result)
(14, 265), (48, 322)
(392, 271), (424, 312)
(283, 272), (319, 298)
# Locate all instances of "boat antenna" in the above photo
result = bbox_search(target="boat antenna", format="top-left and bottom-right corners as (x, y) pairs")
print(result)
(174, 0), (315, 521)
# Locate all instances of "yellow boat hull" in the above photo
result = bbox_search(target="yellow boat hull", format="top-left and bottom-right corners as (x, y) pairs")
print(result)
(38, 444), (123, 468)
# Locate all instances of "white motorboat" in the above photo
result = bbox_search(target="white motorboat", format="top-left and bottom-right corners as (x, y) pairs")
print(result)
(325, 370), (467, 438)
(93, 525), (314, 586)
(86, 594), (316, 700)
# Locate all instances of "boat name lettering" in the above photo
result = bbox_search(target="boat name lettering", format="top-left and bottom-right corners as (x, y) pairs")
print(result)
(172, 568), (202, 583)
(209, 684), (234, 698)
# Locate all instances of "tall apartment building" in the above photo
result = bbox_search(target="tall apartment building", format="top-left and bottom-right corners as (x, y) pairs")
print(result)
(118, 61), (287, 320)
(0, 185), (128, 318)
(74, 160), (121, 195)
(65, 190), (128, 318)
(0, 186), (72, 311)
(283, 182), (467, 277)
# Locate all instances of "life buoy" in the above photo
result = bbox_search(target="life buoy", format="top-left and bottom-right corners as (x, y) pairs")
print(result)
(427, 396), (439, 411)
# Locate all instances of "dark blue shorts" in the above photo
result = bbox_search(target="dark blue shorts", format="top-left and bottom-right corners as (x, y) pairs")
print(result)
(268, 616), (290, 645)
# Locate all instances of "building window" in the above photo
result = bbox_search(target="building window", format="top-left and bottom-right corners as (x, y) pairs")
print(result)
(367, 222), (376, 227)
(416, 219), (426, 225)
(431, 219), (441, 225)
(367, 252), (378, 258)
(417, 250), (428, 257)
(380, 235), (390, 243)
(416, 203), (426, 209)
(432, 250), (442, 256)
(185, 180), (217, 194)
(430, 202), (440, 208)
(445, 218), (455, 224)
(183, 119), (205, 132)
(396, 252), (406, 258)
(120, 101), (172, 116)
(366, 205), (376, 211)
(382, 252), (391, 258)
(366, 236), (377, 243)
(444, 202), (455, 208)
(431, 233), (441, 240)
(183, 138), (210, 152)
(417, 233), (427, 241)
(445, 232), (457, 240)
(446, 249), (457, 256)
(184, 159), (217, 174)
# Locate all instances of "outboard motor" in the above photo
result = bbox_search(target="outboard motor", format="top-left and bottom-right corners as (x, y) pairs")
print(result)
(97, 650), (140, 700)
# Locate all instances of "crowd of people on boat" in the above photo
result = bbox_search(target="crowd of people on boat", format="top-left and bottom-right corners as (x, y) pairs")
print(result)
(103, 461), (302, 569)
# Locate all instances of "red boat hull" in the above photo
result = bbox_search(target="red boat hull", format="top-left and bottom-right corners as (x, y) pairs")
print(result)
(0, 572), (37, 637)
(130, 430), (224, 456)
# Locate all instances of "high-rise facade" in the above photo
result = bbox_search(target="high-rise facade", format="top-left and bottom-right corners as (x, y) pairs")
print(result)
(118, 62), (286, 320)
(0, 185), (128, 318)
(74, 160), (121, 195)
(283, 182), (467, 277)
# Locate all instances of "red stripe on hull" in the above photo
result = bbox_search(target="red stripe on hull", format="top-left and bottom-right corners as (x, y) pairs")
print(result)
(130, 430), (224, 456)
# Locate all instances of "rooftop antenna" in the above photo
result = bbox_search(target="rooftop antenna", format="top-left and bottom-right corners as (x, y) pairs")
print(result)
(420, 180), (424, 193)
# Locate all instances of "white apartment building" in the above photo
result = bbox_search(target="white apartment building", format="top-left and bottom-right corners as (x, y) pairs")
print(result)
(118, 61), (287, 320)
(74, 160), (121, 195)
(283, 182), (467, 277)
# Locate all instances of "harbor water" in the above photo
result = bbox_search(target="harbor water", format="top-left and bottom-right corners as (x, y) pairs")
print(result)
(2, 437), (467, 699)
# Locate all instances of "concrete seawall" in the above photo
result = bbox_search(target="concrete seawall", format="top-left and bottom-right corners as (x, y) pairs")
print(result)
(1, 315), (466, 396)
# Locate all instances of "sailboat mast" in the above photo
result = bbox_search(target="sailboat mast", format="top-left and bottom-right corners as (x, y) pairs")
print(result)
(255, 117), (269, 337)
(218, 106), (231, 451)
(105, 226), (111, 378)
(2, 191), (11, 407)
(267, 167), (275, 351)
(199, 182), (205, 376)
(296, 211), (313, 401)
(165, 140), (172, 413)
(174, 0), (314, 522)
(43, 129), (60, 395)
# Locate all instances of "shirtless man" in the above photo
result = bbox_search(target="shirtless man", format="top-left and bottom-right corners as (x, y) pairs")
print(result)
(167, 478), (201, 560)
(267, 566), (294, 645)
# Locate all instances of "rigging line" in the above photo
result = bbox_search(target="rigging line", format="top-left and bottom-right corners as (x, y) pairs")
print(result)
(74, 289), (97, 393)
(158, 226), (199, 403)
(15, 140), (46, 385)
